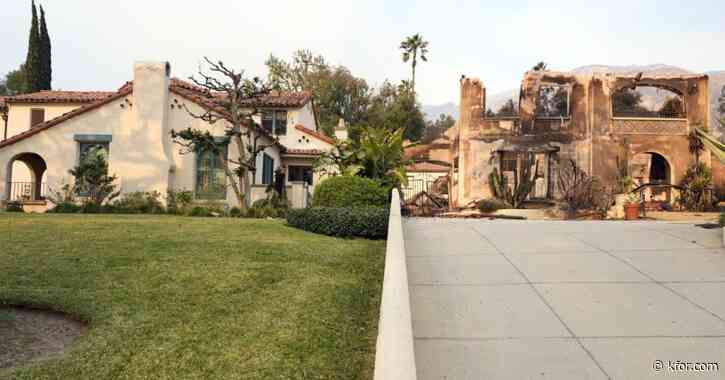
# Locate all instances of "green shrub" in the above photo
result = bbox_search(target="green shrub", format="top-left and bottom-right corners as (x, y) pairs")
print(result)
(48, 202), (81, 213)
(245, 205), (280, 219)
(243, 191), (289, 219)
(5, 201), (24, 212)
(229, 207), (242, 217)
(286, 207), (389, 239)
(189, 206), (214, 217)
(720, 213), (725, 227)
(188, 202), (226, 217)
(678, 163), (714, 211)
(166, 189), (194, 215)
(80, 202), (103, 214)
(111, 191), (165, 214)
(477, 198), (510, 213)
(312, 176), (388, 208)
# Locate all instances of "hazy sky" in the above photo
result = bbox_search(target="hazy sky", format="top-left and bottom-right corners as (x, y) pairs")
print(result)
(2, 0), (723, 106)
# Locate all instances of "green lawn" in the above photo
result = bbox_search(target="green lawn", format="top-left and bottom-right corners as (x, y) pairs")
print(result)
(0, 213), (385, 379)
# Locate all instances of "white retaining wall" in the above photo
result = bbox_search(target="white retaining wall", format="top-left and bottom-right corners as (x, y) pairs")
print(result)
(374, 190), (417, 380)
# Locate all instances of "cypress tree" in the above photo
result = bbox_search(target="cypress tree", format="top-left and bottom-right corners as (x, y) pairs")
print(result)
(25, 0), (42, 93)
(39, 4), (52, 90)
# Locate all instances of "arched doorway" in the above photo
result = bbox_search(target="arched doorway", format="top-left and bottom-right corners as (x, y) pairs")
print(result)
(631, 152), (672, 204)
(5, 153), (48, 203)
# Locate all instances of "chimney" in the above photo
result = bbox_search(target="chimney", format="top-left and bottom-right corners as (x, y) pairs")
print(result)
(133, 62), (170, 133)
(334, 118), (348, 141)
(129, 62), (173, 194)
(458, 77), (485, 132)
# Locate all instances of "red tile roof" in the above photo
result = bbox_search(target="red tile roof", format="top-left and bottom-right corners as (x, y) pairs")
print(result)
(283, 148), (325, 156)
(5, 90), (116, 104)
(294, 124), (335, 145)
(406, 161), (451, 173)
(0, 78), (313, 150)
(0, 87), (132, 149)
(170, 79), (311, 108)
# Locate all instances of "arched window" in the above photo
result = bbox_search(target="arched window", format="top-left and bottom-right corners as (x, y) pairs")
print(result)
(612, 86), (685, 118)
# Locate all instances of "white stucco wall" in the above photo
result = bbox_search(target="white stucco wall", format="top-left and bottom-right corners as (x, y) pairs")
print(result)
(5, 103), (83, 139)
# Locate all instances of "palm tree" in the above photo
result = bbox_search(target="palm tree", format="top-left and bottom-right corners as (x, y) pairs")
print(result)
(399, 34), (429, 94)
(532, 61), (548, 71)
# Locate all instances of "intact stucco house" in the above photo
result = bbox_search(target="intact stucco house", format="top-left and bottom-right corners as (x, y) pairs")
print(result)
(0, 61), (338, 210)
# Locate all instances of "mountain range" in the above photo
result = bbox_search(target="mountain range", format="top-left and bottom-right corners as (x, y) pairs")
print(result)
(423, 64), (724, 133)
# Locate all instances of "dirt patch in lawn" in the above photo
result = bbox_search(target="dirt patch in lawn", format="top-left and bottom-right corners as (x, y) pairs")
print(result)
(0, 306), (86, 369)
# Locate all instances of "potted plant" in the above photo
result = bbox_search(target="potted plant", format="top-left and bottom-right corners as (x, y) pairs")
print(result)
(623, 193), (640, 220)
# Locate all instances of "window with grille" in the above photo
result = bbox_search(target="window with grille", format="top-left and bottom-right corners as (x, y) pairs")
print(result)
(261, 110), (288, 135)
(262, 153), (275, 185)
(288, 166), (313, 185)
(502, 153), (517, 172)
(196, 145), (228, 200)
(76, 142), (110, 197)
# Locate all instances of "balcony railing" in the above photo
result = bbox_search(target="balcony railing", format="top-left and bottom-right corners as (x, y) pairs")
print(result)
(9, 182), (48, 203)
(611, 118), (688, 135)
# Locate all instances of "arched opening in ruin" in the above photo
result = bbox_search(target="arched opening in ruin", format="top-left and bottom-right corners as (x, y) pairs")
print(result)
(631, 152), (673, 204)
(5, 152), (48, 203)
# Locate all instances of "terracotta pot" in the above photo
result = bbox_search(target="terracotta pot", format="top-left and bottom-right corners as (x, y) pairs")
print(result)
(624, 203), (640, 220)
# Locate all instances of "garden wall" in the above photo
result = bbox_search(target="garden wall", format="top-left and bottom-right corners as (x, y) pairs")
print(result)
(374, 190), (417, 380)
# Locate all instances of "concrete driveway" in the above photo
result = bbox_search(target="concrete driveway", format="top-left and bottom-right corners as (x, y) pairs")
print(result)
(404, 218), (725, 379)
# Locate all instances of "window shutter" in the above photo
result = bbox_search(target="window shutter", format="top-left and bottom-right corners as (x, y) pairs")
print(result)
(262, 154), (274, 185)
(30, 109), (45, 128)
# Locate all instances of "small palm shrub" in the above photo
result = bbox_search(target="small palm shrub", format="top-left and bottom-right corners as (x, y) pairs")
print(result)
(678, 163), (714, 211)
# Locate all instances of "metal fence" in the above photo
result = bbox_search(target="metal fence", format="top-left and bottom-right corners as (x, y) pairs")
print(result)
(8, 182), (48, 202)
(401, 178), (431, 202)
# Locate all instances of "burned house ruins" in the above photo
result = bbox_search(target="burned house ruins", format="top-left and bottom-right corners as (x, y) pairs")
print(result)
(448, 69), (721, 208)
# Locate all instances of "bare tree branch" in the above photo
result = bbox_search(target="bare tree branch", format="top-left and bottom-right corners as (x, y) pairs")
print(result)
(170, 57), (277, 209)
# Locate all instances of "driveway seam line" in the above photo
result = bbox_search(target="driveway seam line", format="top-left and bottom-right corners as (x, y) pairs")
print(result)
(567, 234), (725, 323)
(414, 334), (725, 341)
(655, 229), (709, 249)
(470, 226), (613, 380)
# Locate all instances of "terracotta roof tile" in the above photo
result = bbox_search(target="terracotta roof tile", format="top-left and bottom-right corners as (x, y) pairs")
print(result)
(406, 161), (451, 173)
(294, 124), (335, 145)
(0, 78), (312, 150)
(283, 148), (325, 156)
(170, 78), (311, 108)
(5, 90), (116, 104)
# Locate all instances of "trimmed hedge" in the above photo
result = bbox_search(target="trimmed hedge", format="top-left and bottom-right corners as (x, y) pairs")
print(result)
(312, 176), (388, 208)
(286, 207), (389, 239)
